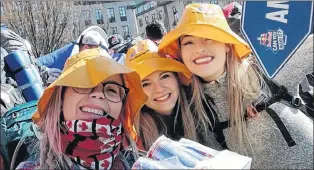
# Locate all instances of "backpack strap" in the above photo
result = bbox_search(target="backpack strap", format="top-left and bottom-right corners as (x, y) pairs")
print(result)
(202, 97), (229, 150)
(10, 135), (27, 170)
(205, 84), (299, 148)
(265, 107), (296, 147)
(261, 74), (314, 119)
(202, 71), (312, 149)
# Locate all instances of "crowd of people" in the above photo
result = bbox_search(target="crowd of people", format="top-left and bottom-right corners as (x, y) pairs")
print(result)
(0, 3), (313, 170)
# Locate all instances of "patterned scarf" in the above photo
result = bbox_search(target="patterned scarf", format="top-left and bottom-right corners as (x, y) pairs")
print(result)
(60, 116), (123, 170)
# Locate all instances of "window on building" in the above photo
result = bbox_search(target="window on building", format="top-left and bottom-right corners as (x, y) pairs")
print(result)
(107, 8), (115, 23)
(137, 5), (143, 14)
(110, 27), (118, 35)
(152, 13), (156, 21)
(122, 25), (130, 39)
(183, 1), (192, 7)
(145, 16), (149, 24)
(174, 13), (179, 21)
(119, 6), (127, 21)
(139, 19), (143, 27)
(95, 9), (104, 24)
(174, 6), (179, 24)
(150, 1), (157, 7)
(210, 1), (218, 4)
(172, 6), (177, 15)
(83, 10), (91, 26)
(144, 3), (150, 10)
(158, 10), (163, 19)
(173, 12), (179, 27)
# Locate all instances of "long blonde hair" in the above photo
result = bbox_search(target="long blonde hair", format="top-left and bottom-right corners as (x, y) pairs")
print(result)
(136, 75), (198, 150)
(225, 46), (263, 153)
(189, 45), (265, 153)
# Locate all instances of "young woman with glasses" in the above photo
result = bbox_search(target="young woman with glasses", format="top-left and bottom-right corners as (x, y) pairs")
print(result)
(16, 48), (147, 170)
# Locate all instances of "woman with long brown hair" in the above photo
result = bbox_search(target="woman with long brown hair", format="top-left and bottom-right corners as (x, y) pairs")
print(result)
(125, 39), (220, 151)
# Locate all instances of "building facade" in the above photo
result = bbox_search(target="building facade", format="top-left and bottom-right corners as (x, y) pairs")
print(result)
(134, 1), (236, 38)
(76, 1), (240, 40)
(75, 1), (138, 41)
(135, 1), (170, 38)
(2, 1), (241, 41)
(102, 1), (138, 41)
(74, 1), (241, 40)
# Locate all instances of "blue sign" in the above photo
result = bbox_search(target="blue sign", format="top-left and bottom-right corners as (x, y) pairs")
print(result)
(241, 1), (313, 78)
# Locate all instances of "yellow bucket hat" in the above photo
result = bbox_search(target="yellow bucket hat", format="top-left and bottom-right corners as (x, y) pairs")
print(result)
(125, 39), (192, 85)
(158, 3), (251, 59)
(32, 48), (147, 139)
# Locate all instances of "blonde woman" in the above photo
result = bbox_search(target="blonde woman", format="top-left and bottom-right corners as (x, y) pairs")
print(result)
(158, 3), (313, 169)
(16, 48), (147, 169)
(125, 39), (220, 151)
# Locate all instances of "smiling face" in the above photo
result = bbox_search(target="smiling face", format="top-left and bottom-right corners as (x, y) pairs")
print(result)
(62, 74), (124, 121)
(141, 71), (179, 115)
(180, 35), (229, 82)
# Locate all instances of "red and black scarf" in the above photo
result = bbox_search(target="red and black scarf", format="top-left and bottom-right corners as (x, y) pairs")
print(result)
(60, 116), (123, 170)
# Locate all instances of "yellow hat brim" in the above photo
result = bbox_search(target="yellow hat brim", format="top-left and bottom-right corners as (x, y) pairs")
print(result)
(158, 24), (251, 59)
(127, 52), (192, 85)
(135, 58), (192, 85)
(32, 49), (147, 139)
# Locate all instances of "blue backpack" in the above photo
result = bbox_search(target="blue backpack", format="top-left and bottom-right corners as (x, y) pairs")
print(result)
(0, 100), (39, 169)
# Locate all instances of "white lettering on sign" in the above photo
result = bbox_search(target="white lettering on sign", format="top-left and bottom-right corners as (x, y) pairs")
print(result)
(277, 29), (285, 50)
(266, 1), (289, 24)
(272, 32), (278, 51)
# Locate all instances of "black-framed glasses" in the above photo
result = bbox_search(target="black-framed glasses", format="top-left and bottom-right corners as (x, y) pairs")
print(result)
(72, 82), (129, 103)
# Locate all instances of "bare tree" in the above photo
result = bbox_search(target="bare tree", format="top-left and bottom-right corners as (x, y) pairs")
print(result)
(2, 1), (83, 57)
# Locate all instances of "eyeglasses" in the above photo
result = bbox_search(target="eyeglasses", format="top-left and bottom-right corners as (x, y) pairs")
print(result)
(72, 82), (129, 103)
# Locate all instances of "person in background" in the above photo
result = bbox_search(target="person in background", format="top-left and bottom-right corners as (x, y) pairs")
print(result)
(77, 30), (106, 52)
(222, 2), (244, 39)
(108, 34), (124, 54)
(108, 34), (126, 64)
(37, 26), (109, 82)
(71, 26), (109, 56)
(145, 20), (167, 45)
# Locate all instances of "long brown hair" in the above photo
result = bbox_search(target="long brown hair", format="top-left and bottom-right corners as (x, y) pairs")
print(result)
(136, 75), (198, 150)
